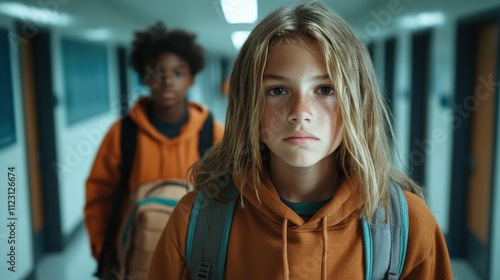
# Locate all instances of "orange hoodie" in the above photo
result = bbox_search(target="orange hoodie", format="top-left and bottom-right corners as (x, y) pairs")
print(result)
(148, 173), (453, 279)
(84, 97), (224, 260)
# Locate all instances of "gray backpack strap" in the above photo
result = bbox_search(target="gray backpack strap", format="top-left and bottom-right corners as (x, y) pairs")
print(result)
(362, 184), (409, 280)
(186, 186), (238, 280)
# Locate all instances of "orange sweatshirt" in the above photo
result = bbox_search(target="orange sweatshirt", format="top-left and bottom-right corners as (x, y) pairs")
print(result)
(148, 173), (453, 279)
(84, 97), (224, 260)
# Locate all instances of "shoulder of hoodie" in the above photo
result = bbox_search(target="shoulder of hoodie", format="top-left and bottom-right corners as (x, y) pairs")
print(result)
(187, 101), (225, 138)
(187, 101), (224, 128)
(97, 118), (122, 150)
(186, 101), (209, 120)
(403, 190), (443, 253)
(168, 190), (199, 232)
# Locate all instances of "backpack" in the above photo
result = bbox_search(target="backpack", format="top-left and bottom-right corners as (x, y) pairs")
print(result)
(95, 112), (214, 279)
(117, 179), (193, 279)
(186, 182), (409, 280)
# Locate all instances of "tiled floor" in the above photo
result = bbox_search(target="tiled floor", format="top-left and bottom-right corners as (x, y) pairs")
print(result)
(36, 228), (95, 280)
(36, 226), (483, 280)
(451, 259), (482, 280)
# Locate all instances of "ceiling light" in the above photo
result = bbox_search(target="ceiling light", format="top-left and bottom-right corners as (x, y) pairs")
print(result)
(83, 29), (111, 41)
(220, 0), (257, 24)
(231, 31), (250, 50)
(400, 12), (445, 29)
(0, 2), (73, 26)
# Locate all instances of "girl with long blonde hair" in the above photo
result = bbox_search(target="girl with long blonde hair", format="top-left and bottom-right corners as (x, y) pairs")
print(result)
(149, 2), (452, 279)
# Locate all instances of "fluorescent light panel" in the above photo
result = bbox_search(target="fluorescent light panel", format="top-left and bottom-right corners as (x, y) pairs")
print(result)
(231, 31), (250, 50)
(400, 12), (445, 29)
(83, 28), (112, 41)
(221, 0), (257, 24)
(0, 2), (73, 26)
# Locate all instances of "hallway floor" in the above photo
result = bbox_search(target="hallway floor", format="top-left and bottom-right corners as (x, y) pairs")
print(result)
(36, 226), (483, 280)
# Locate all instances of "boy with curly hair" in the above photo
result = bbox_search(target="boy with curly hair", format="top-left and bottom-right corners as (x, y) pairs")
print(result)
(84, 22), (224, 278)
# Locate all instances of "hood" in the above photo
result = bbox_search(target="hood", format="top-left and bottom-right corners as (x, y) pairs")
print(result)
(240, 170), (363, 280)
(242, 170), (363, 229)
(128, 97), (210, 143)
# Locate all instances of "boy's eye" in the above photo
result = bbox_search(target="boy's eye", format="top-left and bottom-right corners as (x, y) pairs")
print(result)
(315, 86), (335, 95)
(266, 87), (287, 96)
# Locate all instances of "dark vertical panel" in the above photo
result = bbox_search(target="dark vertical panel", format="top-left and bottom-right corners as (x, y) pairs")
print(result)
(367, 41), (375, 64)
(0, 28), (16, 149)
(117, 46), (129, 116)
(30, 29), (62, 252)
(408, 31), (431, 187)
(384, 38), (396, 115)
(449, 20), (476, 260)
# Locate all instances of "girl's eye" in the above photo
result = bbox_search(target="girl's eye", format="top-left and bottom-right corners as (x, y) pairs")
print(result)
(175, 71), (184, 77)
(266, 87), (287, 96)
(315, 86), (335, 95)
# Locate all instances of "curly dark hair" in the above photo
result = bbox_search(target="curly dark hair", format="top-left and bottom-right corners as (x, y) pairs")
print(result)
(130, 21), (205, 79)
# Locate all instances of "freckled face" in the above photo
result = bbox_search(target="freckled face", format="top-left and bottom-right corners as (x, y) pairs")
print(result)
(260, 38), (343, 168)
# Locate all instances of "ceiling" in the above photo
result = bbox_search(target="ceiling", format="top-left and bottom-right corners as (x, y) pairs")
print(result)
(101, 0), (373, 56)
(101, 0), (374, 56)
(3, 0), (499, 57)
(0, 0), (373, 57)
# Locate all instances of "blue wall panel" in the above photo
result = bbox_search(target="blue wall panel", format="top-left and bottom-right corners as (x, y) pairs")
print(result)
(61, 38), (110, 125)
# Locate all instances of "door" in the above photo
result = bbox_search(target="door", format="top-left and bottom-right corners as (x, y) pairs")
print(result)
(16, 23), (62, 252)
(466, 21), (497, 279)
(450, 16), (499, 279)
(19, 33), (46, 261)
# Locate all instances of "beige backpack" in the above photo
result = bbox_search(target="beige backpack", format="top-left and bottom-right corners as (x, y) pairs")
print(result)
(116, 179), (192, 279)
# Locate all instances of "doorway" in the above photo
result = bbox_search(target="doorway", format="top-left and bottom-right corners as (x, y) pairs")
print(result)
(16, 23), (62, 256)
(450, 13), (499, 280)
(18, 27), (45, 261)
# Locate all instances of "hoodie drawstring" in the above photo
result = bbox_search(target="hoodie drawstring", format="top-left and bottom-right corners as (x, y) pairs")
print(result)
(322, 216), (328, 280)
(282, 218), (289, 280)
(281, 217), (328, 280)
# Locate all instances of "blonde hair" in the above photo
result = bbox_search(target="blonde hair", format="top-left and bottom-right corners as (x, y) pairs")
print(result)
(190, 1), (423, 221)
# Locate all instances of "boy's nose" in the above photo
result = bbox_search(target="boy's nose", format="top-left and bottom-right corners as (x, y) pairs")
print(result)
(163, 74), (174, 85)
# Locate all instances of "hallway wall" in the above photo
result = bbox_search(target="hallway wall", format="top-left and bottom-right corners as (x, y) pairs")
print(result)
(49, 30), (121, 237)
(0, 14), (34, 280)
(352, 2), (500, 278)
(1, 0), (500, 279)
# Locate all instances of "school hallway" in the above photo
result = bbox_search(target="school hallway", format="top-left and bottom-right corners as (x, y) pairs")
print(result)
(2, 0), (500, 279)
(33, 225), (479, 280)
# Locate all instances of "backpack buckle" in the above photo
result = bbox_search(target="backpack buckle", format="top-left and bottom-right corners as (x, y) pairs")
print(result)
(384, 270), (398, 280)
(197, 261), (212, 280)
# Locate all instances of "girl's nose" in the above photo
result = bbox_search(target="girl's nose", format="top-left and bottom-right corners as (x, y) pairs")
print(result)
(287, 94), (313, 124)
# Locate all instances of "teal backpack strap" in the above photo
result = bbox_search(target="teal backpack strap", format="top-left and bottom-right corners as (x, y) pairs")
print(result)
(186, 185), (238, 280)
(362, 184), (409, 280)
